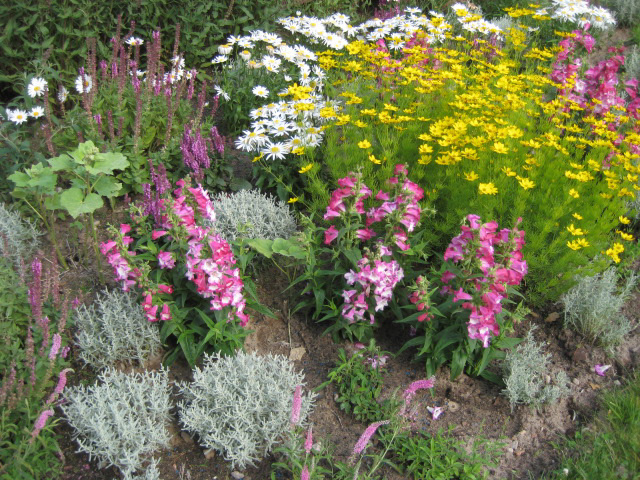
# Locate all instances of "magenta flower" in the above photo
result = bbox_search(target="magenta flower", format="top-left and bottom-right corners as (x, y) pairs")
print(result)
(304, 426), (313, 454)
(324, 225), (339, 245)
(300, 465), (310, 480)
(157, 251), (175, 269)
(151, 230), (168, 240)
(594, 364), (611, 376)
(160, 304), (171, 321)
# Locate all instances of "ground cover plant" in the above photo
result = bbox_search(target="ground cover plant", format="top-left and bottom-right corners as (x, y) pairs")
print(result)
(1, 0), (640, 479)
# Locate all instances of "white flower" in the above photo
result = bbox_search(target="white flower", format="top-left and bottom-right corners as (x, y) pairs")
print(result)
(8, 109), (28, 124)
(261, 141), (290, 160)
(58, 86), (69, 102)
(75, 74), (93, 94)
(239, 50), (251, 61)
(218, 44), (232, 55)
(126, 37), (144, 46)
(214, 85), (230, 101)
(252, 85), (269, 98)
(237, 37), (255, 49)
(226, 35), (240, 45)
(29, 106), (44, 119)
(211, 54), (228, 64)
(27, 77), (47, 98)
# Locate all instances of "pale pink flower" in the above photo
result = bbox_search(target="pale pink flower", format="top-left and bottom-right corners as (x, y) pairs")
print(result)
(48, 333), (62, 360)
(31, 409), (54, 442)
(595, 364), (611, 376)
(300, 465), (310, 480)
(291, 385), (302, 426)
(427, 406), (444, 420)
(304, 426), (313, 454)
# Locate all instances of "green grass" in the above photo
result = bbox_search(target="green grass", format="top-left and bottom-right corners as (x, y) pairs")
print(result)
(547, 373), (640, 480)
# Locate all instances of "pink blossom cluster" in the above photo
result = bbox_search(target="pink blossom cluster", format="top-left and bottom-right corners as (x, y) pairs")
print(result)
(441, 214), (527, 348)
(342, 246), (404, 325)
(102, 179), (248, 326)
(324, 164), (424, 252)
(551, 27), (640, 121)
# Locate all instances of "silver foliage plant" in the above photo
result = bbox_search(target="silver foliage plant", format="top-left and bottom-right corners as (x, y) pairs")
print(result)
(603, 0), (640, 26)
(206, 189), (298, 241)
(0, 202), (42, 267)
(74, 289), (162, 369)
(178, 351), (316, 469)
(561, 267), (637, 354)
(61, 368), (172, 478)
(502, 327), (570, 410)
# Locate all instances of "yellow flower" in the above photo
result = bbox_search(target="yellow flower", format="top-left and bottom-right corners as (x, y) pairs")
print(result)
(288, 197), (299, 204)
(358, 139), (372, 149)
(478, 182), (498, 195)
(518, 177), (535, 190)
(567, 224), (586, 236)
(292, 146), (305, 155)
(491, 141), (509, 154)
(569, 188), (579, 198)
(464, 171), (479, 181)
(501, 166), (517, 177)
(298, 163), (313, 174)
(368, 154), (382, 164)
(619, 215), (631, 225)
(605, 242), (624, 263)
(617, 230), (634, 241)
(572, 212), (583, 220)
(252, 153), (264, 162)
(354, 120), (368, 128)
(567, 238), (590, 250)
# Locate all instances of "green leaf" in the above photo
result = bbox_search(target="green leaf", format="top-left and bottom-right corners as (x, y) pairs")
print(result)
(59, 188), (103, 218)
(229, 177), (251, 191)
(246, 238), (274, 258)
(87, 151), (129, 175)
(47, 153), (74, 171)
(93, 175), (122, 198)
(7, 171), (30, 188)
(450, 347), (467, 380)
(69, 141), (97, 163)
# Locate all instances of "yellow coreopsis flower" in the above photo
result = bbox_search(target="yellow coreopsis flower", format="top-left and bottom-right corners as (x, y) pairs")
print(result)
(619, 215), (631, 225)
(288, 197), (299, 204)
(358, 139), (372, 149)
(617, 230), (634, 241)
(501, 166), (517, 177)
(518, 177), (535, 190)
(464, 171), (479, 181)
(478, 183), (498, 195)
(605, 242), (624, 263)
(368, 154), (382, 164)
(572, 213), (583, 220)
(569, 189), (580, 198)
(567, 224), (586, 236)
(298, 163), (313, 174)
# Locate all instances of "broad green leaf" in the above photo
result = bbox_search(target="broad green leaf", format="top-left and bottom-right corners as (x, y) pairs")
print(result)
(87, 151), (129, 175)
(48, 154), (74, 171)
(7, 171), (30, 187)
(59, 188), (103, 218)
(246, 238), (274, 258)
(69, 141), (97, 163)
(93, 176), (122, 198)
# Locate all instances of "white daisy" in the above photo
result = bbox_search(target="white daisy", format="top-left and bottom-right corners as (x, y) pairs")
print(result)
(27, 77), (47, 98)
(75, 74), (92, 94)
(218, 44), (232, 55)
(126, 37), (144, 46)
(58, 86), (69, 102)
(211, 54), (228, 64)
(239, 50), (251, 61)
(29, 106), (44, 119)
(237, 37), (255, 49)
(261, 141), (290, 160)
(214, 85), (230, 101)
(252, 85), (269, 98)
(8, 109), (28, 124)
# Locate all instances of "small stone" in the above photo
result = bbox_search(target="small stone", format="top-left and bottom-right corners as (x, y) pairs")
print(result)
(613, 380), (622, 387)
(204, 449), (216, 460)
(511, 440), (519, 450)
(447, 400), (460, 412)
(572, 378), (580, 386)
(289, 346), (306, 361)
(231, 472), (245, 479)
(180, 432), (195, 444)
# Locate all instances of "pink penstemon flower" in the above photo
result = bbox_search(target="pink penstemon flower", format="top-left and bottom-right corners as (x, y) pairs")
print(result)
(594, 364), (611, 376)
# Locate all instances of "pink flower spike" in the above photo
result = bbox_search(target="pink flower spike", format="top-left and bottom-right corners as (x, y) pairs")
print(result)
(291, 385), (302, 426)
(594, 364), (611, 376)
(301, 465), (310, 480)
(427, 406), (444, 420)
(352, 420), (390, 456)
(304, 426), (313, 454)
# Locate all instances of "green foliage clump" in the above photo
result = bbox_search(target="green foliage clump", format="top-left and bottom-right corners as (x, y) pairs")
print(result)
(74, 289), (162, 370)
(561, 268), (637, 354)
(388, 427), (504, 480)
(61, 368), (172, 479)
(502, 327), (570, 409)
(177, 351), (315, 469)
(325, 341), (390, 423)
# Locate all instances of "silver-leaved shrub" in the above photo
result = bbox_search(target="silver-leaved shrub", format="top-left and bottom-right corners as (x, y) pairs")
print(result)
(561, 267), (637, 354)
(502, 327), (570, 410)
(207, 189), (297, 241)
(0, 202), (42, 268)
(177, 351), (315, 469)
(74, 289), (162, 369)
(61, 368), (172, 478)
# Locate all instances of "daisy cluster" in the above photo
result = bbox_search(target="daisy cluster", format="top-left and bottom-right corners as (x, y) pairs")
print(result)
(441, 214), (527, 348)
(227, 6), (512, 162)
(536, 0), (616, 30)
(4, 77), (47, 124)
